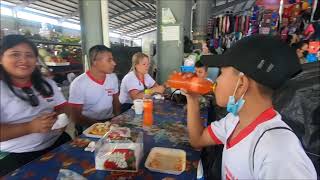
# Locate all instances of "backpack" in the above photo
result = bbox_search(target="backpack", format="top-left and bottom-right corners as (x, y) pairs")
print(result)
(273, 62), (320, 175)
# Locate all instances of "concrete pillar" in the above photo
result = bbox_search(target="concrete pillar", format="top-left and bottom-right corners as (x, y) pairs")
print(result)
(156, 0), (193, 84)
(184, 0), (193, 38)
(79, 0), (110, 69)
(193, 0), (212, 48)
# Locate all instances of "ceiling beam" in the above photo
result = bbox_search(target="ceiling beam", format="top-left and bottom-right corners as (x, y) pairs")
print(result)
(2, 4), (78, 25)
(211, 0), (246, 15)
(135, 0), (156, 4)
(111, 0), (155, 4)
(110, 6), (155, 19)
(235, 0), (255, 15)
(115, 0), (148, 24)
(13, 0), (38, 10)
(128, 27), (157, 37)
(60, 11), (79, 21)
(112, 15), (155, 29)
(241, 0), (249, 10)
(123, 22), (156, 34)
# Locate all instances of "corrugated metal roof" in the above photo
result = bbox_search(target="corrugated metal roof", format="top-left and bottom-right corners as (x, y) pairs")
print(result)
(1, 0), (255, 37)
(2, 0), (156, 37)
(211, 0), (257, 16)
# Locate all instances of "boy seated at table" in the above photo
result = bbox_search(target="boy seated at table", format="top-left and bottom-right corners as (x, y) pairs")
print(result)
(68, 45), (121, 131)
(195, 61), (211, 110)
(185, 35), (317, 179)
(195, 61), (208, 79)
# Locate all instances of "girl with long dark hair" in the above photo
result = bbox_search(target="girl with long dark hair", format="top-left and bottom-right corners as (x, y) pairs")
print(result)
(0, 35), (71, 176)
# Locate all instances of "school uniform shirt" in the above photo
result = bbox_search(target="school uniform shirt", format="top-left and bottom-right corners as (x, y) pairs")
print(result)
(208, 108), (317, 180)
(119, 71), (155, 104)
(0, 79), (67, 153)
(68, 71), (119, 120)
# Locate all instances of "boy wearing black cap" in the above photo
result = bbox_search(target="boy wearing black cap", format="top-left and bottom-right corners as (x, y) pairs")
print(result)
(186, 35), (317, 179)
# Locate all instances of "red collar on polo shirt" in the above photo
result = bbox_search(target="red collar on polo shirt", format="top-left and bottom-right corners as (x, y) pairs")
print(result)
(13, 81), (33, 88)
(227, 107), (277, 149)
(135, 73), (145, 86)
(86, 71), (106, 85)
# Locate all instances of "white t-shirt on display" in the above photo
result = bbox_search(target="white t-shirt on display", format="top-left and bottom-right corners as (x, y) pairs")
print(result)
(0, 79), (67, 153)
(119, 71), (155, 104)
(208, 108), (317, 180)
(68, 71), (119, 120)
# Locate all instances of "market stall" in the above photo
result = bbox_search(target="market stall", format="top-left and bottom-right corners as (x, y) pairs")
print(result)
(204, 0), (319, 55)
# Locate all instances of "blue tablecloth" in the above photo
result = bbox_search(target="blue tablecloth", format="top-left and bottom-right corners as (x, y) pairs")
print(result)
(4, 100), (207, 180)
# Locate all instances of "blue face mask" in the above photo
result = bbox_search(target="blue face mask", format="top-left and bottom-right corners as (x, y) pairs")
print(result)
(227, 96), (245, 116)
(226, 73), (246, 116)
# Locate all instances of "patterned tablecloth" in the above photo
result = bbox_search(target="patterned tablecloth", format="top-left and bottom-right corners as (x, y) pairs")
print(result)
(4, 100), (207, 180)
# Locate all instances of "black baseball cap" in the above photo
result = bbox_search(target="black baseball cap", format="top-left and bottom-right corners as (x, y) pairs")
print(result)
(200, 35), (302, 90)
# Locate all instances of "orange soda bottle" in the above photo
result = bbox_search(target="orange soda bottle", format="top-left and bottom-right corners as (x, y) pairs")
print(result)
(167, 72), (216, 94)
(143, 89), (153, 127)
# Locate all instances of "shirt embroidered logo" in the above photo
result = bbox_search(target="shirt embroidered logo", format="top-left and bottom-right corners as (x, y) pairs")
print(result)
(106, 89), (115, 96)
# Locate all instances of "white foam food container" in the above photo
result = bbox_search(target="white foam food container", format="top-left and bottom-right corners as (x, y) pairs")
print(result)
(83, 122), (111, 138)
(145, 147), (186, 175)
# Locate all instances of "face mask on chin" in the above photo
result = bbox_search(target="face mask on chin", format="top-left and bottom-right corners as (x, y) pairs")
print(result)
(226, 72), (247, 116)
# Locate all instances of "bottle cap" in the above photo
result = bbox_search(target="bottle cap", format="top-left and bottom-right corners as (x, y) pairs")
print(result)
(144, 89), (152, 95)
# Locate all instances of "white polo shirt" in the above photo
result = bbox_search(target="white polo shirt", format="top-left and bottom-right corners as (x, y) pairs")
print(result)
(0, 79), (67, 153)
(119, 71), (155, 104)
(208, 108), (317, 180)
(68, 71), (119, 120)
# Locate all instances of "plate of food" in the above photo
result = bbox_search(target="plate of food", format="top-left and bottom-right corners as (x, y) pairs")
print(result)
(145, 147), (186, 175)
(83, 122), (111, 138)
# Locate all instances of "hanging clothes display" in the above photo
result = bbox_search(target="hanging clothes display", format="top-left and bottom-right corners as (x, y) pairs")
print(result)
(241, 16), (246, 33)
(311, 0), (319, 21)
(226, 16), (230, 34)
(221, 16), (225, 34)
(235, 16), (239, 32)
(219, 15), (223, 35)
(245, 16), (250, 35)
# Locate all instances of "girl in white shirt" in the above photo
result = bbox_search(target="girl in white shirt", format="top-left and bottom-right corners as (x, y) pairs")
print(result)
(0, 35), (70, 176)
(119, 52), (165, 112)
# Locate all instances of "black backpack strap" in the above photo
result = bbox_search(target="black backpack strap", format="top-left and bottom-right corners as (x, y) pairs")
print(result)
(252, 127), (293, 171)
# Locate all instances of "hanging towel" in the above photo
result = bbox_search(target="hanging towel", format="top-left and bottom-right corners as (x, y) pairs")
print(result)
(245, 16), (250, 35)
(226, 15), (230, 34)
(241, 16), (246, 33)
(238, 16), (242, 32)
(219, 16), (223, 35)
(222, 16), (226, 34)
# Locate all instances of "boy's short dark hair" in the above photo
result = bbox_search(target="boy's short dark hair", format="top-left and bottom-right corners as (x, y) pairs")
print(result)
(195, 60), (208, 71)
(89, 45), (112, 65)
(256, 82), (274, 97)
(232, 68), (274, 98)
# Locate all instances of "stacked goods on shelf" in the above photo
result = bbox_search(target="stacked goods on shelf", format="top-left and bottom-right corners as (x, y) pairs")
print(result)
(38, 45), (81, 66)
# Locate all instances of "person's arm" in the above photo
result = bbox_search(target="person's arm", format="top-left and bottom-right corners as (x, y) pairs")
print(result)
(68, 78), (99, 125)
(54, 102), (70, 116)
(129, 86), (165, 100)
(0, 112), (57, 142)
(186, 93), (218, 149)
(129, 90), (145, 100)
(113, 93), (121, 116)
(147, 74), (166, 94)
(150, 84), (166, 94)
(69, 104), (99, 126)
(49, 79), (70, 116)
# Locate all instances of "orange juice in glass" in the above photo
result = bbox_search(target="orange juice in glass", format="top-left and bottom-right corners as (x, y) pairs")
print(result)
(143, 89), (153, 127)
